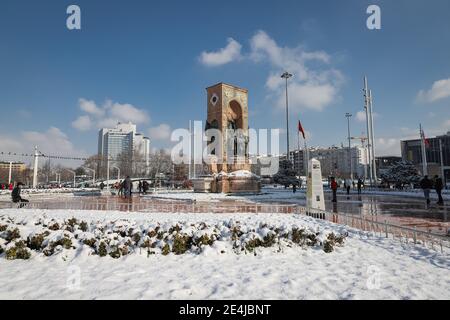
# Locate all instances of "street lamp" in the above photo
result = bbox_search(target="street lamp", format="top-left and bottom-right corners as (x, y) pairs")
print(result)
(66, 169), (76, 188)
(111, 165), (120, 181)
(82, 167), (96, 186)
(281, 71), (293, 163)
(345, 113), (353, 180)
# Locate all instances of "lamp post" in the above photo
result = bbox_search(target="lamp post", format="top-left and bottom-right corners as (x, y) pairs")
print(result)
(281, 71), (293, 164)
(8, 161), (12, 185)
(66, 169), (76, 188)
(363, 77), (373, 187)
(112, 165), (120, 181)
(345, 113), (353, 180)
(82, 167), (96, 186)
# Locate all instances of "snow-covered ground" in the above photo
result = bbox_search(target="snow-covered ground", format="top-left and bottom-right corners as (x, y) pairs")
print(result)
(147, 188), (303, 203)
(0, 209), (448, 300)
(0, 188), (100, 201)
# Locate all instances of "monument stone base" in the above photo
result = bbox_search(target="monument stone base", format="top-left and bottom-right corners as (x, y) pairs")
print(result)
(191, 177), (214, 193)
(193, 171), (261, 194)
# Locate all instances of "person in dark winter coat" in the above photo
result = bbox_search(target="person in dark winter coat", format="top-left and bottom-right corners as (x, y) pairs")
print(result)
(142, 180), (149, 194)
(118, 180), (124, 196)
(138, 181), (142, 194)
(11, 182), (29, 207)
(124, 176), (132, 198)
(357, 178), (363, 195)
(420, 175), (433, 205)
(434, 175), (444, 205)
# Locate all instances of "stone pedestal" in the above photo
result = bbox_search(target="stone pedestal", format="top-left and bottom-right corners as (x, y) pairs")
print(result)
(193, 171), (261, 194)
(212, 175), (260, 194)
(192, 177), (214, 193)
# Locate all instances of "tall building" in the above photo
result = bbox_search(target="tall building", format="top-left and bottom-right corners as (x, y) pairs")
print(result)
(98, 122), (150, 175)
(308, 146), (368, 179)
(401, 131), (450, 182)
(0, 161), (26, 172)
(270, 145), (368, 179)
(288, 150), (306, 177)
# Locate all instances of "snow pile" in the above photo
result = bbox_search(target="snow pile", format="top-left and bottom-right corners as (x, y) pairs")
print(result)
(0, 214), (347, 260)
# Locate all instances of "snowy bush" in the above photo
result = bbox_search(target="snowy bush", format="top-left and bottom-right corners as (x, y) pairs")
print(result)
(5, 241), (31, 260)
(0, 215), (348, 260)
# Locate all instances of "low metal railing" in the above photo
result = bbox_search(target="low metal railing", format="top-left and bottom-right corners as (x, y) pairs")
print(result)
(300, 207), (450, 252)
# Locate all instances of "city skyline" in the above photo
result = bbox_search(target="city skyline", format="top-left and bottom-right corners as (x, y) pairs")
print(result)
(1, 0), (450, 164)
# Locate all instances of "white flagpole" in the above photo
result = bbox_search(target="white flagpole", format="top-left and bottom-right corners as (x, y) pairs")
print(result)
(304, 138), (309, 178)
(188, 120), (192, 180)
(420, 124), (428, 176)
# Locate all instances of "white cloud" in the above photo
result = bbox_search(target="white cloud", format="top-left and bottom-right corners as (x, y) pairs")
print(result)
(417, 78), (450, 103)
(374, 119), (450, 156)
(108, 101), (150, 125)
(199, 38), (242, 67)
(198, 31), (342, 111)
(73, 98), (150, 131)
(375, 138), (401, 156)
(148, 123), (171, 141)
(0, 135), (24, 153)
(355, 110), (380, 122)
(97, 117), (120, 129)
(79, 98), (105, 117)
(21, 127), (78, 155)
(277, 82), (337, 111)
(356, 111), (366, 122)
(71, 115), (92, 131)
(0, 127), (87, 166)
(249, 30), (343, 112)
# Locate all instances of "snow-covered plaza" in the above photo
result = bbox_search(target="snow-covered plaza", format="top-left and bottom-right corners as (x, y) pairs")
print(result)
(0, 194), (449, 299)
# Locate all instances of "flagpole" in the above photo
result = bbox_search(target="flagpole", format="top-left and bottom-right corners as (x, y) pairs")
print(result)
(304, 139), (309, 179)
(420, 124), (428, 176)
(297, 130), (301, 177)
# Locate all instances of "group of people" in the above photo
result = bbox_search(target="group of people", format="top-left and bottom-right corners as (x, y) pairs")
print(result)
(108, 177), (150, 198)
(329, 175), (445, 206)
(330, 177), (365, 202)
(0, 183), (13, 190)
(420, 175), (444, 205)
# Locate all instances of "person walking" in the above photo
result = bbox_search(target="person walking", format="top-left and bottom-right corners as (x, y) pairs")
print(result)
(331, 177), (338, 203)
(434, 175), (444, 205)
(292, 184), (297, 193)
(138, 181), (142, 194)
(143, 180), (149, 194)
(11, 182), (29, 208)
(420, 175), (433, 205)
(124, 176), (132, 199)
(118, 180), (124, 197)
(357, 178), (363, 195)
(345, 178), (352, 195)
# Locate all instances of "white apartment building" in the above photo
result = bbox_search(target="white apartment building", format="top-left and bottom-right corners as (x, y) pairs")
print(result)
(98, 122), (150, 172)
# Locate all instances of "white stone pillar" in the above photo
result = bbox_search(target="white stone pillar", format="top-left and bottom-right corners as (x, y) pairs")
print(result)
(306, 158), (325, 211)
(32, 146), (39, 188)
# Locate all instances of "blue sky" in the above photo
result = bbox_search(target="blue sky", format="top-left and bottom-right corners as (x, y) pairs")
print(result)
(1, 0), (450, 165)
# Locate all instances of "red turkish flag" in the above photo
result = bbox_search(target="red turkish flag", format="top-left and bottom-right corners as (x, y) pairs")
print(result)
(298, 120), (306, 139)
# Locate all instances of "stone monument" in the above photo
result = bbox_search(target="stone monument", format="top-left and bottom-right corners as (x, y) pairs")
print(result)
(306, 158), (325, 211)
(193, 82), (260, 193)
